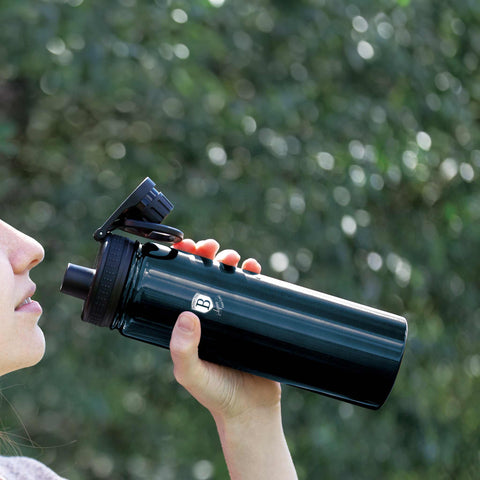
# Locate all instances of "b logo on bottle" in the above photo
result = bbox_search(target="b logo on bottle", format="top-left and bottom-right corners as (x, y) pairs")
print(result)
(191, 293), (214, 313)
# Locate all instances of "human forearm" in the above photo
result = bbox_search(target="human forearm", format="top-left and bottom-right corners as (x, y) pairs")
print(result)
(214, 404), (298, 480)
(171, 240), (297, 479)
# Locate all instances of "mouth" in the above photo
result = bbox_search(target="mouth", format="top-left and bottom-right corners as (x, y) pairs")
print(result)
(16, 297), (33, 310)
(15, 285), (41, 313)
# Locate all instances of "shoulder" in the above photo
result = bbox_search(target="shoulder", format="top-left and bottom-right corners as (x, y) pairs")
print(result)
(0, 456), (67, 480)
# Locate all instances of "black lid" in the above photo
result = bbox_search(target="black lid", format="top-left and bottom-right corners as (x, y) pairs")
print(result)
(81, 235), (136, 327)
(60, 178), (182, 325)
(94, 177), (183, 244)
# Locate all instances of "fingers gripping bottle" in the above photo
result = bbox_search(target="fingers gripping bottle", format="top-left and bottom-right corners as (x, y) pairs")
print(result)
(61, 178), (407, 409)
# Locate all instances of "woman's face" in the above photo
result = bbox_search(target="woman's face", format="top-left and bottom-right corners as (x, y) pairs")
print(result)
(0, 219), (45, 376)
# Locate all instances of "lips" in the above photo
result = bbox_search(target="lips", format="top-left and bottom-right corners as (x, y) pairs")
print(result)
(16, 297), (33, 309)
(15, 285), (39, 312)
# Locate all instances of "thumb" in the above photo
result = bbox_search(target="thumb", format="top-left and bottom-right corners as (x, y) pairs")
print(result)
(170, 312), (203, 388)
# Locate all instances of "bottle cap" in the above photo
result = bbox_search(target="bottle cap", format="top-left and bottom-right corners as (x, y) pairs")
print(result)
(93, 177), (184, 243)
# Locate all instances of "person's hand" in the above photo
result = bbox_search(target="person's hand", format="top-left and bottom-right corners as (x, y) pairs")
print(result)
(169, 239), (282, 422)
(170, 239), (298, 480)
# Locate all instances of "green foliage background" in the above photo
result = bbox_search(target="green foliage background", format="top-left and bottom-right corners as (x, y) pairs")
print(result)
(1, 0), (479, 478)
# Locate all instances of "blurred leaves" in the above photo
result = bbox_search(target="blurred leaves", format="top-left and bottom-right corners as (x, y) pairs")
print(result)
(0, 0), (479, 479)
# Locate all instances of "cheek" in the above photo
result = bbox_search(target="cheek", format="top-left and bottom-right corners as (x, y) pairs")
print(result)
(0, 254), (45, 376)
(0, 256), (14, 314)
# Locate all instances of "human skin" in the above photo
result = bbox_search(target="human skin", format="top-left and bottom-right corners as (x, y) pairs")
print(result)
(0, 220), (45, 376)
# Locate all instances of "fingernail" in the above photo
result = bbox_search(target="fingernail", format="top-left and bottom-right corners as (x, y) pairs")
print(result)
(243, 258), (261, 273)
(216, 249), (240, 267)
(177, 312), (195, 333)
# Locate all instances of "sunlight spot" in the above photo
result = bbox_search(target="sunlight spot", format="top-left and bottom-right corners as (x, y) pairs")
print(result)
(416, 131), (432, 151)
(171, 8), (188, 23)
(357, 40), (375, 60)
(367, 252), (383, 271)
(316, 152), (335, 170)
(440, 158), (458, 181)
(341, 215), (357, 236)
(352, 16), (368, 33)
(270, 252), (289, 272)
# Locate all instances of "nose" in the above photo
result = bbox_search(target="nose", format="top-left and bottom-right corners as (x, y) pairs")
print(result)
(1, 221), (45, 274)
(14, 233), (45, 273)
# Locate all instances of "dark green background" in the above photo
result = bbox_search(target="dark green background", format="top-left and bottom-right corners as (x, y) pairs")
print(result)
(1, 0), (479, 478)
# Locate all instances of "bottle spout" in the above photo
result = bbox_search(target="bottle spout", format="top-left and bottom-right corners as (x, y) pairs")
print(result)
(61, 263), (95, 300)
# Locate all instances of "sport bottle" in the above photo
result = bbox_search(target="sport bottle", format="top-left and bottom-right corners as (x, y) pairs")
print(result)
(61, 178), (407, 409)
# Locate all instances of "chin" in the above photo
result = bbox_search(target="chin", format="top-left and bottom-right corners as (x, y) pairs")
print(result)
(26, 327), (46, 367)
(0, 327), (46, 376)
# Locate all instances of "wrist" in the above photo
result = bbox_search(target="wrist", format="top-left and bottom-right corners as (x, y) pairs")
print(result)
(213, 403), (297, 480)
(213, 401), (283, 434)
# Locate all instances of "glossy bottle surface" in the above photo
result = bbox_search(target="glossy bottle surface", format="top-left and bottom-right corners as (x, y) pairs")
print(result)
(112, 241), (407, 409)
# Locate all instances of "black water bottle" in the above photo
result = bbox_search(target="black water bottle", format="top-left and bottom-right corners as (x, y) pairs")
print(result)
(60, 178), (407, 409)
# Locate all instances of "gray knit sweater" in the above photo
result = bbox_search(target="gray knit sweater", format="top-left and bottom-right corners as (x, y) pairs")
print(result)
(0, 456), (67, 479)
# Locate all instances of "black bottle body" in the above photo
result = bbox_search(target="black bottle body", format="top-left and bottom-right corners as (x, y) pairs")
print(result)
(63, 235), (407, 409)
